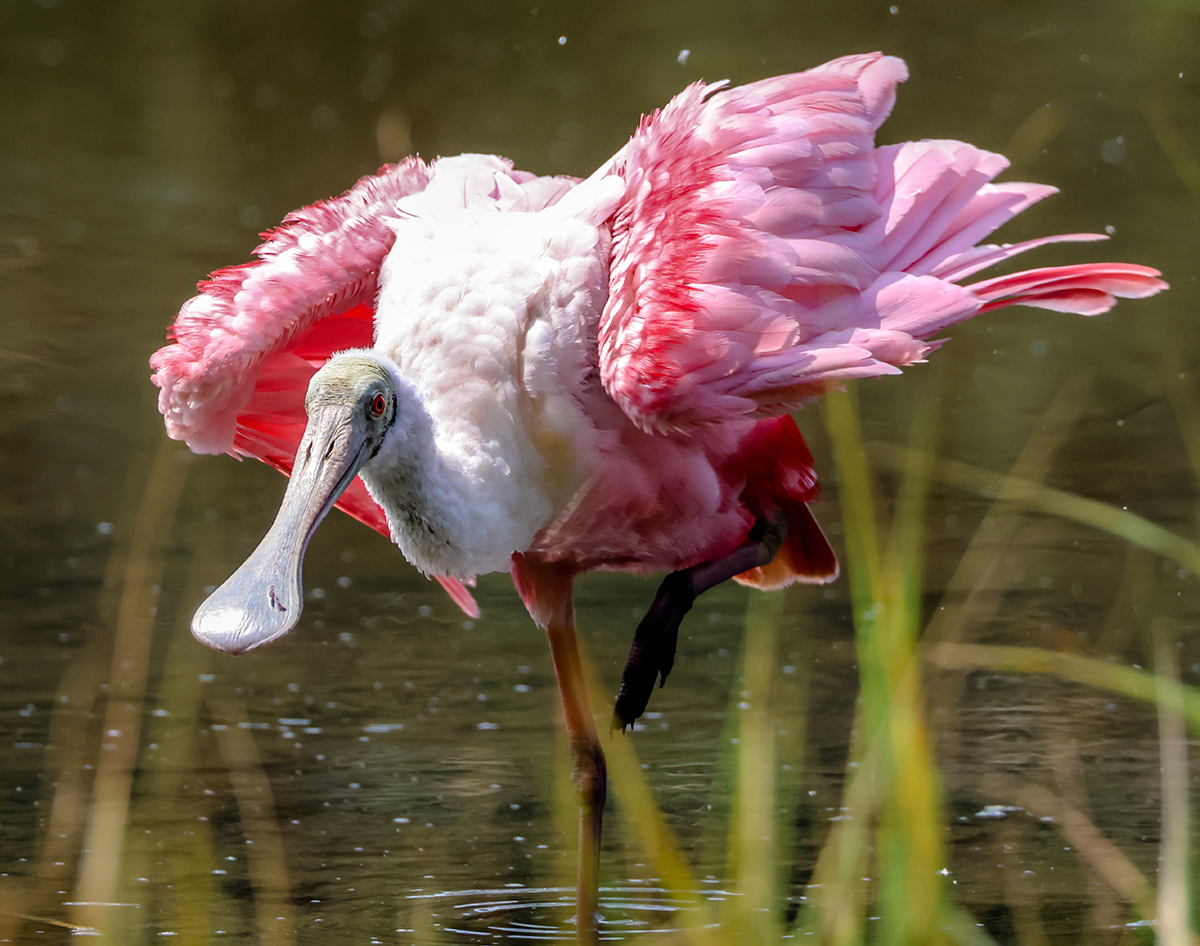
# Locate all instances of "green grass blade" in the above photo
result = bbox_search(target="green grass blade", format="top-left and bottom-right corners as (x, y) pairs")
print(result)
(819, 385), (951, 946)
(869, 443), (1200, 575)
(928, 643), (1200, 735)
(723, 589), (786, 944)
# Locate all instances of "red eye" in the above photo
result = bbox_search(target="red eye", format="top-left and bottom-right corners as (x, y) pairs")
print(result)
(369, 393), (387, 417)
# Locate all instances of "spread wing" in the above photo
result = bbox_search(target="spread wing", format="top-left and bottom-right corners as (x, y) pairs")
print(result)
(600, 52), (1165, 434)
(151, 154), (577, 616)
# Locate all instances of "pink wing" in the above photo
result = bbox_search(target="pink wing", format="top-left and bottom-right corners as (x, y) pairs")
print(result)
(152, 155), (576, 617)
(600, 52), (1167, 434)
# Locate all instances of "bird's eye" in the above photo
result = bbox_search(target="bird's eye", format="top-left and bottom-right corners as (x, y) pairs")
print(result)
(369, 393), (387, 418)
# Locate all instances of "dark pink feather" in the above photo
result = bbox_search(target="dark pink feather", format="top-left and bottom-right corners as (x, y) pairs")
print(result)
(153, 52), (1166, 614)
(599, 53), (1166, 434)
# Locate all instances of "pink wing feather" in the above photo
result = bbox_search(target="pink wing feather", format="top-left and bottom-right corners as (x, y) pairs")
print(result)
(152, 155), (575, 618)
(601, 52), (1166, 434)
(153, 53), (1166, 611)
(154, 157), (431, 455)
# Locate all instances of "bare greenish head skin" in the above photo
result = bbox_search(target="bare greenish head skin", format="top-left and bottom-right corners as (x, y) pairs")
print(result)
(304, 354), (396, 426)
(191, 353), (396, 654)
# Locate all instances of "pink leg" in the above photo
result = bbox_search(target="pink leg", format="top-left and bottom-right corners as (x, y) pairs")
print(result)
(613, 515), (786, 730)
(512, 557), (604, 944)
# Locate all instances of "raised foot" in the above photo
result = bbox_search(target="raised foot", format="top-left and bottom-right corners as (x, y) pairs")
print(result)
(612, 570), (695, 731)
(610, 514), (788, 732)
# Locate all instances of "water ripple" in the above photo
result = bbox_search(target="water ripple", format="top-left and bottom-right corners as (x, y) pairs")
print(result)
(407, 885), (726, 941)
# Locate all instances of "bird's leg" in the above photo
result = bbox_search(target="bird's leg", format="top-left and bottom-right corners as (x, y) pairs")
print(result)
(613, 514), (787, 730)
(511, 556), (605, 945)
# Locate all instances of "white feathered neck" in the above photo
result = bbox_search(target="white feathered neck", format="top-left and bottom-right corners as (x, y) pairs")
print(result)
(360, 165), (622, 579)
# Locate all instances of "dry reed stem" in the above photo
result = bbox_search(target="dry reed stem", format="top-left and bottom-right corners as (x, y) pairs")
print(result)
(32, 416), (180, 931)
(914, 375), (1095, 651)
(72, 438), (189, 936)
(119, 547), (216, 943)
(1153, 616), (1193, 946)
(31, 648), (107, 921)
(209, 697), (296, 946)
(1157, 336), (1200, 946)
(991, 778), (1156, 920)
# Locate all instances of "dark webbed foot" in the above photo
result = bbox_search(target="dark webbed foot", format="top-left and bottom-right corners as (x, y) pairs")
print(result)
(611, 515), (787, 731)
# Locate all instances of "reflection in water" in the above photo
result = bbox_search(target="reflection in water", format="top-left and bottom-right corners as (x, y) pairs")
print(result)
(0, 0), (1196, 943)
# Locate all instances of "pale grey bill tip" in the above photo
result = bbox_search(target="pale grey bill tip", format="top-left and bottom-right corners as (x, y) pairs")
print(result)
(191, 563), (305, 655)
(189, 514), (309, 654)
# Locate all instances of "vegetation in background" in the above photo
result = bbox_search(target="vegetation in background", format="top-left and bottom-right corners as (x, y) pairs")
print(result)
(12, 350), (1198, 946)
(4, 59), (1199, 945)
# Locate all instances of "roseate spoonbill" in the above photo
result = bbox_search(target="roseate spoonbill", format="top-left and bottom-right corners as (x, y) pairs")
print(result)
(153, 52), (1164, 937)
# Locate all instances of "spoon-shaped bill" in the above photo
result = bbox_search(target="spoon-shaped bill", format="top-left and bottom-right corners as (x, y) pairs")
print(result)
(191, 403), (372, 654)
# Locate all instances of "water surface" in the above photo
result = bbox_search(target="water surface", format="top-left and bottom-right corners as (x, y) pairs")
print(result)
(1, 0), (1196, 942)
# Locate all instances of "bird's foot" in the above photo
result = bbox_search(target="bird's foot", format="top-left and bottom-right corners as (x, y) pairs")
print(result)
(611, 513), (788, 732)
(612, 570), (694, 731)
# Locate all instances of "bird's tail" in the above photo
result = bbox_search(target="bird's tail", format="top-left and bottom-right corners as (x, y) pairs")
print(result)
(727, 415), (839, 590)
(969, 262), (1170, 316)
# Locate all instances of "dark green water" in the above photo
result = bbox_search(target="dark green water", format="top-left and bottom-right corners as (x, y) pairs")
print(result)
(1, 0), (1196, 942)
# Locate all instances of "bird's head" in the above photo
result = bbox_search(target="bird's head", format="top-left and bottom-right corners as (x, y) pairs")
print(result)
(191, 351), (400, 655)
(304, 352), (398, 456)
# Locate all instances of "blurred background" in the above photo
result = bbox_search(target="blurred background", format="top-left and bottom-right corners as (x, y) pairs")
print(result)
(1, 0), (1196, 943)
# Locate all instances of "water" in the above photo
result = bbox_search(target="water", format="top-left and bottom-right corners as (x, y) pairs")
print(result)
(1, 0), (1196, 942)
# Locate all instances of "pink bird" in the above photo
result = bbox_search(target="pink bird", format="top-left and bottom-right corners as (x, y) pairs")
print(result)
(152, 52), (1164, 936)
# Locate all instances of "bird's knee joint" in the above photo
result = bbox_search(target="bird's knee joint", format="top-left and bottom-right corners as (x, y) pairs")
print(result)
(571, 743), (608, 807)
